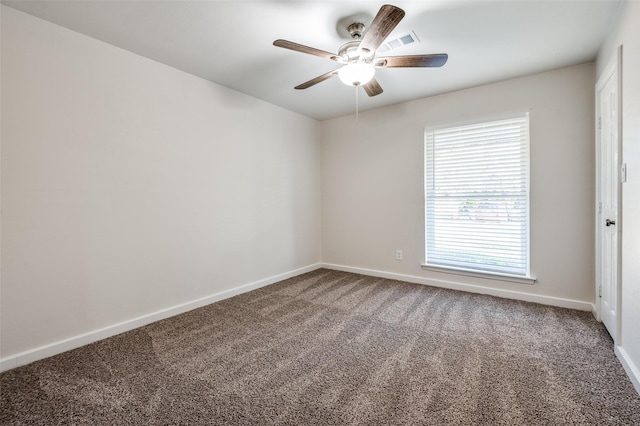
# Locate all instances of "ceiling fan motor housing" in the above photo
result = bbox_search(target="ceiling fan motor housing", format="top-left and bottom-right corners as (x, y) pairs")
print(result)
(338, 41), (371, 62)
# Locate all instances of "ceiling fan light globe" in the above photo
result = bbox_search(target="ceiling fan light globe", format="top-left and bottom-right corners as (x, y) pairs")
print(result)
(338, 62), (375, 86)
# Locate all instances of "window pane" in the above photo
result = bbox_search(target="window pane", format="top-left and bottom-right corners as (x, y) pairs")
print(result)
(425, 114), (530, 276)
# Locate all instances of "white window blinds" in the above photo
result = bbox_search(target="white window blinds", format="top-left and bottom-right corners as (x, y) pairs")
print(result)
(424, 114), (530, 277)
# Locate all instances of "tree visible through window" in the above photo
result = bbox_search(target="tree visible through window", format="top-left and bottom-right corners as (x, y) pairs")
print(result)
(424, 114), (530, 277)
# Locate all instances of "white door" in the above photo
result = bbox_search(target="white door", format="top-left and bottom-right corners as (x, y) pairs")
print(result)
(596, 52), (620, 341)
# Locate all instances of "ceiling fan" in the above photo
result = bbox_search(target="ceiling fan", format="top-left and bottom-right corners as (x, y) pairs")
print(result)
(273, 4), (448, 97)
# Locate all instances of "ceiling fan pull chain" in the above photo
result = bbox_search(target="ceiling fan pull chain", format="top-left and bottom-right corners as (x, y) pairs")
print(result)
(355, 85), (359, 126)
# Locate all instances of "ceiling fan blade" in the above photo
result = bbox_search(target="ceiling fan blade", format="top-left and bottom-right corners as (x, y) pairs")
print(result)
(274, 39), (338, 61)
(358, 5), (405, 55)
(295, 69), (339, 90)
(377, 54), (449, 68)
(363, 78), (383, 97)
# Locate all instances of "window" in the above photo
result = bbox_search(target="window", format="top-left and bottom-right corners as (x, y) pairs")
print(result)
(424, 113), (531, 280)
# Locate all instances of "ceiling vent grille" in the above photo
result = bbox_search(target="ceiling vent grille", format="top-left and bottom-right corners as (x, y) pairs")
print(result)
(377, 31), (420, 53)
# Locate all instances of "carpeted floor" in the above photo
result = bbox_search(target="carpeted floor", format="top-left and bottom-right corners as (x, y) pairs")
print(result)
(1, 269), (639, 425)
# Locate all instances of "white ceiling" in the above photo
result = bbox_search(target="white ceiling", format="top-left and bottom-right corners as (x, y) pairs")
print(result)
(2, 0), (622, 121)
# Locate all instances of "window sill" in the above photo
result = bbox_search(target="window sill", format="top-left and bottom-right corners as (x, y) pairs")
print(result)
(421, 264), (536, 285)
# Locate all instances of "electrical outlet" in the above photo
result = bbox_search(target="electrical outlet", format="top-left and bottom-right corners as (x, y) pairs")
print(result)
(395, 250), (403, 260)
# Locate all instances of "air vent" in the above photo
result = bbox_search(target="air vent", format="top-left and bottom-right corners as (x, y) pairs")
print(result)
(377, 31), (420, 53)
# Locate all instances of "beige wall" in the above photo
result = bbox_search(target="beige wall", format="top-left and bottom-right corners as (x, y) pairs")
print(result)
(1, 6), (321, 361)
(596, 0), (640, 392)
(321, 63), (595, 307)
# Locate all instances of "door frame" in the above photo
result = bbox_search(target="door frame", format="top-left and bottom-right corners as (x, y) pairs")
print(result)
(594, 45), (622, 342)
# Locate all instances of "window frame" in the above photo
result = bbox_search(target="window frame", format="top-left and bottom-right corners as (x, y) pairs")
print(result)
(422, 113), (535, 285)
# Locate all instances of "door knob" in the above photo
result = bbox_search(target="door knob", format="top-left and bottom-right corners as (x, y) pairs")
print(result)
(606, 219), (616, 226)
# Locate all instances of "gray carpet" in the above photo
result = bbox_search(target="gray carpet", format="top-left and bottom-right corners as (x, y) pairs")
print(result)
(1, 269), (639, 425)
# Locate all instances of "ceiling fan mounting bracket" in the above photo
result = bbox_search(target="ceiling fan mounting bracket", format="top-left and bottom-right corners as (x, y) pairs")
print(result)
(336, 13), (373, 40)
(347, 22), (365, 39)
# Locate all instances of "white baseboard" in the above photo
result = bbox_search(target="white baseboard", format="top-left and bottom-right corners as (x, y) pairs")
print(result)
(616, 345), (640, 396)
(321, 263), (594, 312)
(0, 262), (597, 373)
(0, 263), (322, 373)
